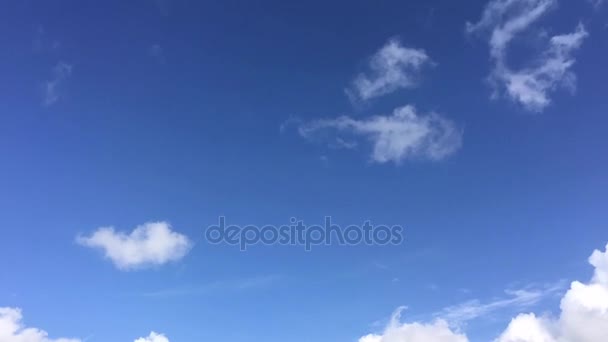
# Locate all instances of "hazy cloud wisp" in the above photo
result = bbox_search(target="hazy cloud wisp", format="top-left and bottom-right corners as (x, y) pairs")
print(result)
(467, 0), (588, 112)
(44, 61), (72, 106)
(347, 39), (431, 102)
(298, 105), (462, 164)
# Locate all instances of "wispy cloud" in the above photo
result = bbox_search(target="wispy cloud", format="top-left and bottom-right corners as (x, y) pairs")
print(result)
(467, 0), (588, 112)
(0, 307), (80, 342)
(77, 221), (192, 271)
(436, 282), (564, 325)
(589, 0), (604, 9)
(44, 61), (72, 106)
(346, 39), (432, 102)
(297, 105), (462, 164)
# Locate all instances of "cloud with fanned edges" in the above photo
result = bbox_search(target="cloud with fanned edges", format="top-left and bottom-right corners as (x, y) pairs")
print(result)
(467, 0), (588, 112)
(359, 242), (608, 341)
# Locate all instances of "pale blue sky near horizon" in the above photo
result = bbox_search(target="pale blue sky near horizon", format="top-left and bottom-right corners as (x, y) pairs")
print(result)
(0, 1), (607, 341)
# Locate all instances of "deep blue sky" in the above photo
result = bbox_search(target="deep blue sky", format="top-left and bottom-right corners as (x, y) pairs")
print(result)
(0, 1), (607, 341)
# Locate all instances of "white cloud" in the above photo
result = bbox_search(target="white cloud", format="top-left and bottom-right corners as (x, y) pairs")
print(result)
(298, 105), (462, 164)
(0, 307), (80, 342)
(495, 313), (556, 342)
(467, 0), (588, 112)
(361, 242), (608, 342)
(0, 308), (171, 342)
(359, 307), (468, 342)
(44, 62), (72, 106)
(466, 0), (556, 60)
(497, 24), (588, 112)
(347, 39), (431, 102)
(77, 221), (192, 270)
(134, 332), (170, 342)
(495, 243), (608, 342)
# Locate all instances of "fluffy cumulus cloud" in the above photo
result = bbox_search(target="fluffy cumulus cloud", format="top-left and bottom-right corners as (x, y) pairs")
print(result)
(359, 308), (468, 342)
(134, 332), (170, 342)
(347, 39), (431, 102)
(77, 221), (192, 270)
(0, 307), (80, 342)
(467, 0), (588, 112)
(298, 105), (462, 164)
(361, 242), (608, 342)
(495, 243), (608, 342)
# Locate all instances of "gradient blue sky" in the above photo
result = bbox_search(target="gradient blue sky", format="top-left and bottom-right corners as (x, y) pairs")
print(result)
(0, 1), (607, 341)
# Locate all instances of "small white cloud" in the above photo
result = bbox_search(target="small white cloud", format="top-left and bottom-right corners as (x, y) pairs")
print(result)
(467, 0), (588, 112)
(298, 105), (462, 164)
(134, 332), (170, 342)
(44, 62), (72, 106)
(347, 39), (431, 102)
(77, 221), (192, 270)
(0, 307), (80, 342)
(359, 307), (468, 342)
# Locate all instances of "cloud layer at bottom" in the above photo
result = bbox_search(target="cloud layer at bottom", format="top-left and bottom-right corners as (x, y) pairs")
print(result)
(0, 307), (172, 342)
(134, 332), (170, 342)
(361, 242), (608, 342)
(4, 243), (607, 341)
(0, 307), (80, 342)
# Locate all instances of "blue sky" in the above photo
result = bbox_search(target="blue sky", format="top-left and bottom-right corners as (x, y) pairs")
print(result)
(1, 1), (608, 341)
